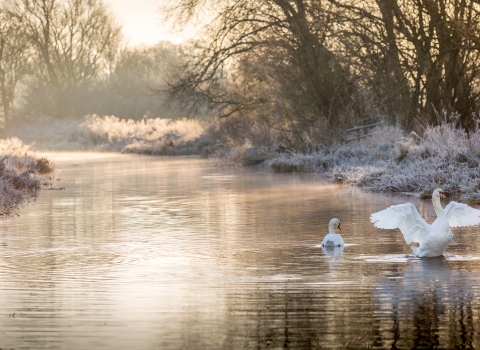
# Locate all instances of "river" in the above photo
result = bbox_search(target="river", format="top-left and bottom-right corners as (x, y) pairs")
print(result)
(1, 152), (480, 349)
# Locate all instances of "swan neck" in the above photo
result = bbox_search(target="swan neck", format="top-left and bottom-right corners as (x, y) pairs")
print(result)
(328, 223), (336, 234)
(432, 196), (445, 217)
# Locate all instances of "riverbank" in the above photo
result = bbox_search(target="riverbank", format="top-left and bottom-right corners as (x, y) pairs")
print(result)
(260, 123), (480, 203)
(213, 122), (480, 202)
(7, 115), (480, 202)
(0, 138), (54, 216)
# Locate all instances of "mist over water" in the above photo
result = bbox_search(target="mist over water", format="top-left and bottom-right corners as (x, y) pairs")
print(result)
(1, 153), (480, 349)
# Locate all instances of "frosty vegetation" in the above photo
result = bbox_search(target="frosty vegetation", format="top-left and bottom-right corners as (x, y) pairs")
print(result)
(210, 118), (480, 203)
(6, 115), (214, 156)
(0, 138), (54, 216)
(10, 113), (480, 202)
(251, 122), (480, 203)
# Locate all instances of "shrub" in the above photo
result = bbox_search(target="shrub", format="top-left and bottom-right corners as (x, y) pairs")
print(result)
(6, 115), (215, 155)
(0, 138), (54, 216)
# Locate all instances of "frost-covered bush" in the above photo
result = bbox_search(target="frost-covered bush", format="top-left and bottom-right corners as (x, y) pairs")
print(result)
(80, 115), (208, 155)
(213, 138), (272, 167)
(264, 123), (480, 203)
(263, 125), (403, 172)
(216, 125), (403, 168)
(0, 137), (54, 216)
(7, 115), (214, 155)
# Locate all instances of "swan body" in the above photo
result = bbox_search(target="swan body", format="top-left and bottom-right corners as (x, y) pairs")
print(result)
(371, 188), (480, 257)
(321, 218), (344, 247)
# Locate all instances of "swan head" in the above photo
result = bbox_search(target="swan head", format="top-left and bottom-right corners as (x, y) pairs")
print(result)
(329, 218), (341, 231)
(432, 188), (446, 199)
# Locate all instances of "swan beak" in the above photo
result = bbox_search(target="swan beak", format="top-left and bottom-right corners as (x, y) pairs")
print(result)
(338, 223), (341, 231)
(440, 192), (446, 198)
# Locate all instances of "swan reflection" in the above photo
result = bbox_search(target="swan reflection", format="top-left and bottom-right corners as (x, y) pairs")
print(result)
(321, 245), (344, 273)
(321, 245), (344, 254)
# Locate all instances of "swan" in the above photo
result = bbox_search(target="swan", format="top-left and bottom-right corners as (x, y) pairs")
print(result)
(321, 218), (344, 247)
(370, 188), (480, 257)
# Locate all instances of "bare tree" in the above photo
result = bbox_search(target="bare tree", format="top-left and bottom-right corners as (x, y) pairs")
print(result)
(0, 6), (31, 128)
(164, 0), (480, 143)
(163, 0), (354, 145)
(332, 0), (480, 129)
(92, 42), (185, 120)
(8, 0), (122, 117)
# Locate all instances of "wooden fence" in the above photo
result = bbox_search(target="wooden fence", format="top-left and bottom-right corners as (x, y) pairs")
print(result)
(344, 121), (384, 142)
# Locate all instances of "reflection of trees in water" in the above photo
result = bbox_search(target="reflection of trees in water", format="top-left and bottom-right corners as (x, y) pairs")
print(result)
(218, 257), (480, 349)
(373, 258), (480, 349)
(220, 248), (377, 349)
(222, 282), (374, 349)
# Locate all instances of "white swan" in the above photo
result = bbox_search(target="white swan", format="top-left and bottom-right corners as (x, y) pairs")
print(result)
(370, 188), (480, 257)
(321, 218), (344, 247)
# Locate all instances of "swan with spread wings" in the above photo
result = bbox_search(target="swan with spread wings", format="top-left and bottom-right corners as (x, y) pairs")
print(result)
(370, 188), (480, 257)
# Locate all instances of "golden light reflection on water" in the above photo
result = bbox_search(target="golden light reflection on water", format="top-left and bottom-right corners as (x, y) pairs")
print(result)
(0, 153), (480, 348)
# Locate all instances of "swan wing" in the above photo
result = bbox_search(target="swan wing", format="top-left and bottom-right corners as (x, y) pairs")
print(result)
(370, 203), (430, 244)
(442, 201), (480, 227)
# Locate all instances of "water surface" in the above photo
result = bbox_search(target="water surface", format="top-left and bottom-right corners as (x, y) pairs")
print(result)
(1, 152), (480, 349)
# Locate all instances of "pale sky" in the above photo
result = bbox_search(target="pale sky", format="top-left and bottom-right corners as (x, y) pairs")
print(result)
(103, 0), (195, 46)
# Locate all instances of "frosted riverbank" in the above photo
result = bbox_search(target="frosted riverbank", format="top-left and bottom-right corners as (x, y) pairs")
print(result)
(0, 138), (54, 215)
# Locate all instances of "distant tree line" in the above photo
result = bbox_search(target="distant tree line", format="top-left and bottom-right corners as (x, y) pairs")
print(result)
(164, 0), (480, 148)
(0, 0), (184, 131)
